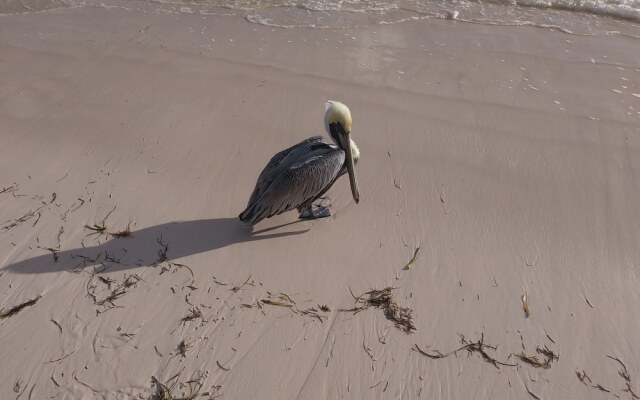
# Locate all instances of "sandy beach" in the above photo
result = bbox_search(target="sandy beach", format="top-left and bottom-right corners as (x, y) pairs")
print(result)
(1, 0), (640, 398)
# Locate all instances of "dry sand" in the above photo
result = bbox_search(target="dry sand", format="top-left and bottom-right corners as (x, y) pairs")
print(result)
(1, 1), (640, 399)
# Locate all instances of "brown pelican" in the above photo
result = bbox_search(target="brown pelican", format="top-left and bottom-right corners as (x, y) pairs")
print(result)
(239, 101), (360, 226)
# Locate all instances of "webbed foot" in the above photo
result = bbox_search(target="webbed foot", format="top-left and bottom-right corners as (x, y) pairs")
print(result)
(299, 205), (332, 220)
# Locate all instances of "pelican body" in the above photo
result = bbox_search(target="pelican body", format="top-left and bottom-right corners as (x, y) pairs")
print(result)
(239, 101), (360, 226)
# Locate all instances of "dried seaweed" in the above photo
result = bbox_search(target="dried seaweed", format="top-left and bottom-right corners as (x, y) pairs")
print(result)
(299, 307), (327, 323)
(44, 247), (59, 262)
(414, 333), (517, 369)
(0, 296), (42, 319)
(516, 353), (551, 369)
(577, 370), (592, 385)
(340, 287), (415, 334)
(230, 275), (254, 292)
(576, 369), (612, 394)
(84, 222), (107, 236)
(88, 274), (142, 308)
(262, 299), (293, 308)
(2, 205), (46, 231)
(151, 371), (211, 400)
(44, 350), (75, 364)
(177, 340), (193, 358)
(180, 307), (203, 324)
(0, 183), (18, 194)
(153, 237), (169, 266)
(607, 355), (640, 399)
(216, 360), (231, 371)
(151, 376), (173, 400)
(259, 293), (327, 323)
(96, 274), (141, 306)
(403, 247), (421, 270)
(110, 222), (133, 238)
(537, 345), (559, 362)
(524, 386), (541, 400)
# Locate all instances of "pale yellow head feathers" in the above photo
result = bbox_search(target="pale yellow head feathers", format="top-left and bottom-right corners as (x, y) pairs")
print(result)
(324, 100), (359, 162)
(324, 100), (352, 134)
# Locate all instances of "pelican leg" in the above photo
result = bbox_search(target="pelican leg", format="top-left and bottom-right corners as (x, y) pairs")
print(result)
(299, 205), (331, 220)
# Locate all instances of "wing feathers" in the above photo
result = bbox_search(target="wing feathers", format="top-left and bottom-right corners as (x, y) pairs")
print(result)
(246, 136), (323, 207)
(239, 143), (345, 225)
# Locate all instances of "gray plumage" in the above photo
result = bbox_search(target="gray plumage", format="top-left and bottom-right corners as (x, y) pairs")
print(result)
(239, 136), (348, 226)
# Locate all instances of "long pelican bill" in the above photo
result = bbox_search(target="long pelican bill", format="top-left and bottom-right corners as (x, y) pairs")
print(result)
(339, 131), (360, 203)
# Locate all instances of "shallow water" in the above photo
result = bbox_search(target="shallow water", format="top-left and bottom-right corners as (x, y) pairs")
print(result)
(2, 0), (640, 38)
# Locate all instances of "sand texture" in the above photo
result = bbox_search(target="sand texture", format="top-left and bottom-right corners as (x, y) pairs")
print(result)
(1, 2), (640, 399)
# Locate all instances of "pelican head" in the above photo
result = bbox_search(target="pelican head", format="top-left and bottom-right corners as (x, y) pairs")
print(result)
(324, 100), (360, 203)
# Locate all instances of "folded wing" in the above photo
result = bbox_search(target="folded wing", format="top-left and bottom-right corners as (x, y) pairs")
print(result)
(239, 142), (345, 225)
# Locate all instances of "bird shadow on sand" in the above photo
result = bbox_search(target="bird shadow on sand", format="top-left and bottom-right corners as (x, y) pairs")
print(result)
(4, 217), (307, 274)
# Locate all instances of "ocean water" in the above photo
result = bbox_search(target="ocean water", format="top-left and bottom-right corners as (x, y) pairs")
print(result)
(2, 0), (640, 37)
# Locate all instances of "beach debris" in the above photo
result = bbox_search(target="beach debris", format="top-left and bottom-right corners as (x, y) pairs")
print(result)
(318, 304), (330, 312)
(56, 226), (64, 246)
(180, 307), (203, 324)
(43, 247), (59, 262)
(216, 360), (231, 371)
(151, 371), (210, 400)
(522, 294), (530, 318)
(606, 355), (640, 399)
(84, 221), (132, 238)
(516, 345), (559, 369)
(44, 350), (76, 364)
(576, 368), (617, 395)
(299, 307), (327, 323)
(230, 275), (255, 292)
(261, 293), (294, 308)
(84, 222), (107, 235)
(414, 333), (516, 369)
(177, 339), (194, 358)
(98, 275), (116, 287)
(50, 319), (63, 333)
(87, 273), (142, 310)
(536, 345), (559, 362)
(341, 287), (416, 334)
(2, 205), (46, 231)
(0, 183), (18, 195)
(584, 296), (594, 308)
(62, 197), (85, 220)
(151, 237), (195, 286)
(593, 383), (611, 393)
(403, 247), (421, 270)
(0, 295), (42, 319)
(253, 292), (328, 322)
(139, 25), (150, 33)
(154, 237), (169, 266)
(83, 205), (117, 237)
(524, 385), (541, 400)
(110, 222), (133, 238)
(545, 333), (556, 344)
(363, 340), (376, 362)
(576, 370), (592, 385)
(97, 274), (141, 306)
(514, 350), (557, 369)
(151, 376), (173, 400)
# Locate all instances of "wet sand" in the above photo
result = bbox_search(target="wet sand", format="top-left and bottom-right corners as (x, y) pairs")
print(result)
(1, 2), (640, 399)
